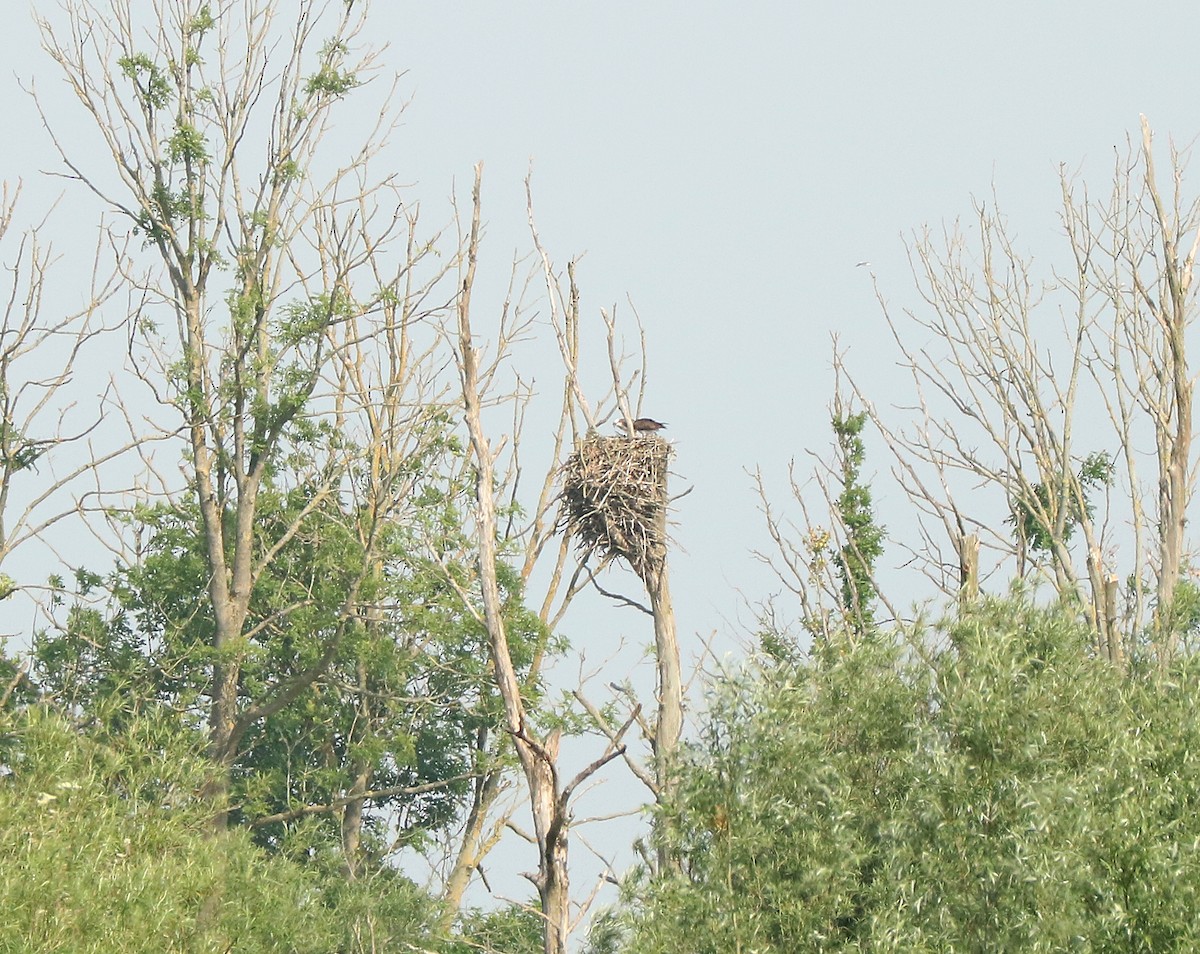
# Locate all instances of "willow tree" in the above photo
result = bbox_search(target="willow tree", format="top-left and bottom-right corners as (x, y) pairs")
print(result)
(38, 0), (450, 819)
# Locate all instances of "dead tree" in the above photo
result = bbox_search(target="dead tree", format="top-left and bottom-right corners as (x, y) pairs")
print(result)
(850, 117), (1200, 661)
(527, 199), (684, 872)
(451, 166), (634, 954)
(558, 432), (681, 809)
(1133, 119), (1196, 655)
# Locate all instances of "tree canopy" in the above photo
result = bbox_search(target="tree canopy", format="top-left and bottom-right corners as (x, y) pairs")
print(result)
(614, 596), (1200, 952)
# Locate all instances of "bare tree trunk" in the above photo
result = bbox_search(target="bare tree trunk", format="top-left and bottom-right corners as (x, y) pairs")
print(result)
(451, 166), (638, 951)
(1104, 573), (1121, 666)
(958, 533), (980, 606)
(1141, 118), (1197, 656)
(455, 166), (570, 954)
(341, 760), (371, 880)
(340, 656), (374, 880)
(441, 756), (504, 920)
(645, 559), (681, 870)
(646, 563), (681, 787)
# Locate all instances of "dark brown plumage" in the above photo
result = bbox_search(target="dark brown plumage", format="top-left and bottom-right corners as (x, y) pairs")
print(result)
(617, 417), (667, 434)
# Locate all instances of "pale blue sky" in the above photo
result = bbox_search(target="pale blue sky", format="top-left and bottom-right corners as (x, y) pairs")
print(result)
(376, 1), (1200, 628)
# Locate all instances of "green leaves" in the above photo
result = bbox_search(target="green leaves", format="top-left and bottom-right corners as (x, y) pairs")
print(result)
(831, 410), (884, 638)
(277, 289), (351, 347)
(449, 905), (544, 954)
(186, 4), (215, 39)
(1010, 451), (1114, 555)
(303, 40), (361, 99)
(0, 705), (443, 953)
(166, 121), (208, 165)
(116, 54), (171, 110)
(624, 598), (1200, 952)
(31, 447), (540, 876)
(134, 182), (203, 244)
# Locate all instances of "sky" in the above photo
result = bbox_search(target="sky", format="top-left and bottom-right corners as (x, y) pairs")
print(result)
(373, 0), (1200, 636)
(6, 0), (1200, 930)
(8, 2), (1200, 642)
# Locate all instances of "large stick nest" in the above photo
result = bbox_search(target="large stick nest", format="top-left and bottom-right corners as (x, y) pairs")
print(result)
(558, 434), (672, 579)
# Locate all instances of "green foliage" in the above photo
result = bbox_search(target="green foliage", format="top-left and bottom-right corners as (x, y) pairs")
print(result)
(1011, 451), (1114, 554)
(304, 40), (360, 98)
(448, 905), (544, 954)
(186, 4), (215, 38)
(274, 158), (303, 185)
(135, 182), (203, 244)
(33, 424), (551, 872)
(167, 121), (209, 165)
(277, 289), (352, 347)
(0, 705), (443, 953)
(90, 488), (456, 843)
(33, 602), (159, 728)
(831, 411), (883, 637)
(621, 597), (1200, 952)
(0, 418), (44, 473)
(117, 53), (171, 110)
(1157, 572), (1200, 651)
(1079, 449), (1115, 486)
(0, 648), (33, 712)
(215, 287), (350, 468)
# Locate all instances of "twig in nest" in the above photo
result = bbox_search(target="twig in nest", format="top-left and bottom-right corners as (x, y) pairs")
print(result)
(558, 435), (672, 580)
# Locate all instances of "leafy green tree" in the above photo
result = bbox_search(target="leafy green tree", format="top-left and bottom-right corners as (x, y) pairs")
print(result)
(619, 597), (1200, 952)
(33, 443), (550, 879)
(831, 410), (884, 638)
(37, 0), (451, 826)
(0, 703), (444, 953)
(448, 905), (544, 954)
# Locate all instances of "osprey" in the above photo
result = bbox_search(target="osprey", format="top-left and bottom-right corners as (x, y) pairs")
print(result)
(618, 417), (667, 434)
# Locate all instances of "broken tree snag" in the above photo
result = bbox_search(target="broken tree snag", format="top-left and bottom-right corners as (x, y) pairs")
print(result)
(958, 533), (979, 606)
(559, 431), (683, 868)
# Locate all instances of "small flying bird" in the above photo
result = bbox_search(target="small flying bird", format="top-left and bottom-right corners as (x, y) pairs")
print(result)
(618, 417), (668, 434)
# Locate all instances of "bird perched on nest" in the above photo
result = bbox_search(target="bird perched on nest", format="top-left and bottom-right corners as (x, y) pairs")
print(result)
(617, 417), (668, 434)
